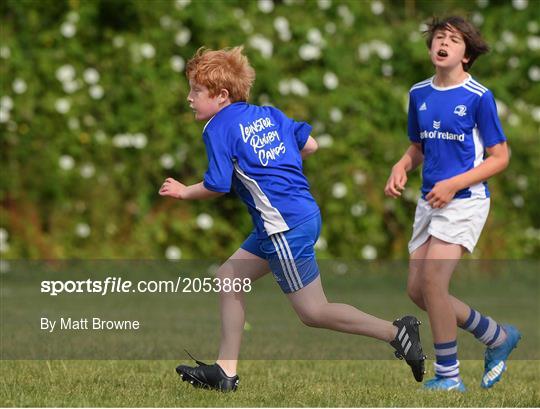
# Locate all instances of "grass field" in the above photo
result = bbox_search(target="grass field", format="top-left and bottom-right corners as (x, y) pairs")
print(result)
(1, 261), (539, 406)
(1, 359), (539, 407)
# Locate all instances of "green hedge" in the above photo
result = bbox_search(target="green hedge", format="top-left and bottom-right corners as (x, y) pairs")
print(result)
(1, 0), (539, 259)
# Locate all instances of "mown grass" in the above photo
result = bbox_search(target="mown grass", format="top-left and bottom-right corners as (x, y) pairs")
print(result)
(1, 359), (539, 407)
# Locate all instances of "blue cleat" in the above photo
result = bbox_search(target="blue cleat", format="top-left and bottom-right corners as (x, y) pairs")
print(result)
(481, 324), (521, 389)
(423, 377), (466, 392)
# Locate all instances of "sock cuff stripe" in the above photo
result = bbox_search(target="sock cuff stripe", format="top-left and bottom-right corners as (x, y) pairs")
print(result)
(434, 341), (457, 349)
(435, 346), (458, 357)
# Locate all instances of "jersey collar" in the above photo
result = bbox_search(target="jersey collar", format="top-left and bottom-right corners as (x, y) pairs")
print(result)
(430, 74), (471, 91)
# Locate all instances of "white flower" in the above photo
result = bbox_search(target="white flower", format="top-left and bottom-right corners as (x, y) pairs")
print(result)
(113, 133), (130, 148)
(94, 130), (107, 143)
(160, 15), (173, 29)
(240, 19), (253, 33)
(337, 5), (354, 26)
(0, 108), (8, 123)
(165, 245), (182, 260)
(59, 155), (75, 170)
(325, 22), (336, 34)
(61, 22), (76, 38)
(196, 213), (214, 230)
(0, 227), (8, 242)
(353, 171), (366, 185)
(527, 36), (540, 51)
(335, 263), (348, 275)
(83, 68), (100, 84)
(512, 0), (528, 10)
(502, 31), (517, 46)
(374, 41), (393, 60)
(274, 17), (291, 41)
(381, 63), (393, 77)
(351, 203), (366, 217)
(249, 34), (273, 59)
(361, 245), (377, 260)
(80, 163), (95, 178)
(323, 72), (339, 90)
(170, 55), (185, 72)
(307, 28), (324, 46)
(317, 134), (333, 148)
(512, 195), (524, 208)
(68, 117), (80, 130)
(332, 182), (347, 198)
(472, 12), (484, 26)
(495, 99), (508, 116)
(1, 96), (13, 111)
(89, 85), (104, 100)
(507, 57), (520, 68)
(289, 78), (308, 96)
(477, 0), (489, 8)
(315, 236), (327, 250)
(0, 46), (10, 59)
(55, 98), (71, 114)
(258, 0), (274, 13)
(132, 133), (148, 149)
(371, 0), (384, 15)
(329, 107), (343, 122)
(12, 78), (27, 94)
(67, 11), (79, 23)
(75, 223), (91, 238)
(278, 80), (290, 95)
(419, 22), (428, 32)
(317, 0), (331, 10)
(299, 44), (321, 60)
(140, 43), (156, 59)
(175, 0), (191, 9)
(358, 44), (371, 62)
(528, 21), (539, 33)
(175, 29), (191, 46)
(528, 66), (540, 82)
(516, 175), (528, 190)
(113, 36), (125, 48)
(531, 107), (540, 122)
(409, 31), (421, 42)
(507, 113), (521, 127)
(56, 64), (76, 82)
(63, 80), (80, 94)
(0, 241), (9, 254)
(233, 8), (244, 19)
(160, 154), (175, 169)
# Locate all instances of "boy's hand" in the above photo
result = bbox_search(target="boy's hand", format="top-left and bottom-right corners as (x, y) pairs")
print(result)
(384, 165), (408, 198)
(426, 179), (458, 208)
(159, 177), (186, 199)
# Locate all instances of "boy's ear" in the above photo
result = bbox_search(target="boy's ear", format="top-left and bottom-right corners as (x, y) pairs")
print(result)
(218, 88), (230, 103)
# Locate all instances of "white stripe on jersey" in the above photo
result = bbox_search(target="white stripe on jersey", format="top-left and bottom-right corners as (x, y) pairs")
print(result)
(233, 163), (290, 235)
(463, 84), (484, 97)
(470, 126), (487, 198)
(466, 81), (487, 94)
(469, 79), (488, 92)
(410, 78), (432, 91)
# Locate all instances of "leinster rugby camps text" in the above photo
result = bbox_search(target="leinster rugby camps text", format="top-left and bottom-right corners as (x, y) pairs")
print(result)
(41, 277), (252, 296)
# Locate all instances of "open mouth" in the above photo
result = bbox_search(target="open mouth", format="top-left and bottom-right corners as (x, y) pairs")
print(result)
(437, 49), (448, 57)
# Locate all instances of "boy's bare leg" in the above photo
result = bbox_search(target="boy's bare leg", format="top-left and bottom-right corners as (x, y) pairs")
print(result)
(286, 276), (397, 341)
(420, 237), (463, 343)
(408, 237), (472, 326)
(216, 248), (269, 377)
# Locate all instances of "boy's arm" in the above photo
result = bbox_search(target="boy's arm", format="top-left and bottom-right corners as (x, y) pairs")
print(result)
(426, 142), (509, 208)
(301, 136), (318, 159)
(159, 179), (224, 200)
(384, 143), (423, 198)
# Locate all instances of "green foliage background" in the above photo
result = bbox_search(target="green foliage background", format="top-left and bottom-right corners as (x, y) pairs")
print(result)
(1, 0), (539, 259)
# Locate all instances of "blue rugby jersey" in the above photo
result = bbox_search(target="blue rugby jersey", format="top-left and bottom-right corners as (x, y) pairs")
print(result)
(408, 75), (507, 199)
(202, 102), (320, 239)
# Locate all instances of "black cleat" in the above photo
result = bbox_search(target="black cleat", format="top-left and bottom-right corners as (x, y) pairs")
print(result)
(176, 352), (239, 392)
(390, 315), (426, 382)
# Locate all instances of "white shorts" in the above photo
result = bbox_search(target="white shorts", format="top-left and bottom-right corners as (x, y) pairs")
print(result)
(408, 197), (490, 254)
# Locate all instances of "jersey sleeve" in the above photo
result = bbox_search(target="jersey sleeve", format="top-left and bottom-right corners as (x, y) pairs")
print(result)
(476, 90), (507, 147)
(292, 120), (312, 150)
(202, 128), (234, 193)
(407, 92), (421, 143)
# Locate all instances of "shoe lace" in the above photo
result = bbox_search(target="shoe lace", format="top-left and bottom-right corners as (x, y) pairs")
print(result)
(185, 349), (209, 367)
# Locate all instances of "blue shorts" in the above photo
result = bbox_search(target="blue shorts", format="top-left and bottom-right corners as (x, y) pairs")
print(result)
(241, 213), (321, 293)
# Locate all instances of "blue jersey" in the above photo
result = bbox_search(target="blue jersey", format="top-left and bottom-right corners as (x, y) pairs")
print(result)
(408, 75), (506, 199)
(202, 102), (320, 239)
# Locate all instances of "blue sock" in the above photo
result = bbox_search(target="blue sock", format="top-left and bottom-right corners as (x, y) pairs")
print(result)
(460, 308), (507, 348)
(434, 340), (460, 379)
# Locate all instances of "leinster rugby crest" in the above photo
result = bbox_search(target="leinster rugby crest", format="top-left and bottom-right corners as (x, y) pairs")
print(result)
(454, 105), (467, 116)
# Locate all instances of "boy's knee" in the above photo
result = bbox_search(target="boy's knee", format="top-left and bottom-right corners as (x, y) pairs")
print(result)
(296, 309), (322, 328)
(407, 285), (425, 309)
